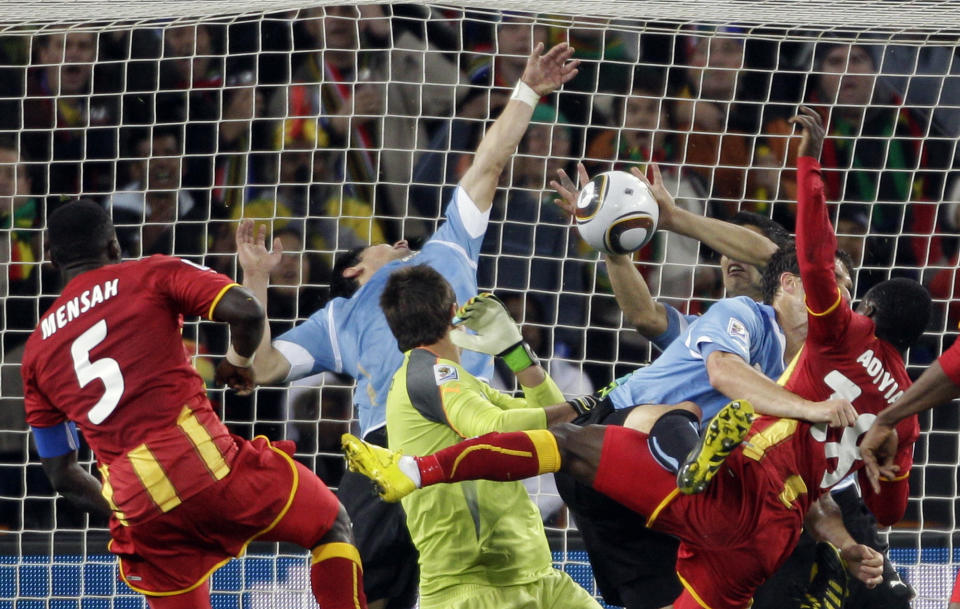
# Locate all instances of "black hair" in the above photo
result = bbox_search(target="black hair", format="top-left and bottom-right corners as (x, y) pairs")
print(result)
(330, 246), (365, 299)
(813, 41), (876, 73)
(761, 241), (854, 305)
(47, 199), (115, 267)
(862, 278), (931, 353)
(730, 211), (791, 250)
(380, 265), (456, 352)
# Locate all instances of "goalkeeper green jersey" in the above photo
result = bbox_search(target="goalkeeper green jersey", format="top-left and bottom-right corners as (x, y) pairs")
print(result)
(386, 347), (564, 597)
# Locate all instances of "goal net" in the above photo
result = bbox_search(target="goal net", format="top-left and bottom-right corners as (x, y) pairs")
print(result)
(0, 1), (958, 607)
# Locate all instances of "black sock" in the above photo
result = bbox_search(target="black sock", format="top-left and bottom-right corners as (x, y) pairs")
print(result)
(647, 410), (701, 474)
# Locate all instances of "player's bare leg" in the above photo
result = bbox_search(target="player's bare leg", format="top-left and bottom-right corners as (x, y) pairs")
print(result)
(263, 463), (368, 609)
(341, 402), (705, 500)
(305, 504), (368, 609)
(623, 402), (702, 434)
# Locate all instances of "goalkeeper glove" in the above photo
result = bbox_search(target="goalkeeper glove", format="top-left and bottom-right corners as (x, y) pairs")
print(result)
(567, 394), (600, 417)
(450, 293), (538, 372)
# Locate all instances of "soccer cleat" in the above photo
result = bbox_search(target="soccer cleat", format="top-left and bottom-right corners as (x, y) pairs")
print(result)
(800, 542), (849, 609)
(676, 399), (755, 495)
(341, 433), (417, 503)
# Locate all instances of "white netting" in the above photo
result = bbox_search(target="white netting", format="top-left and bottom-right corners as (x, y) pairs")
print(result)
(0, 2), (958, 607)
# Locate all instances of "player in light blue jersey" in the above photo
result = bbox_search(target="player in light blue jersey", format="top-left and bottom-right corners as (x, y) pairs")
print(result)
(606, 296), (787, 423)
(231, 42), (580, 609)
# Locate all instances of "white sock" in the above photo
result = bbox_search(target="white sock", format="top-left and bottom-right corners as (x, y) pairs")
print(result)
(398, 455), (421, 488)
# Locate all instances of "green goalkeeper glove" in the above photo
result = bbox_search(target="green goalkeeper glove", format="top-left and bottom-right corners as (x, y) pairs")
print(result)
(450, 293), (538, 372)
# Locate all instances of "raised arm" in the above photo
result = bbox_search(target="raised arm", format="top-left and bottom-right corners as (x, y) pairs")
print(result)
(631, 164), (779, 269)
(231, 219), (291, 384)
(791, 106), (846, 320)
(459, 42), (578, 212)
(552, 163), (670, 337)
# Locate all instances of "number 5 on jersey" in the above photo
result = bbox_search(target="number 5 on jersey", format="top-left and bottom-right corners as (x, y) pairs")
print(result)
(71, 319), (125, 424)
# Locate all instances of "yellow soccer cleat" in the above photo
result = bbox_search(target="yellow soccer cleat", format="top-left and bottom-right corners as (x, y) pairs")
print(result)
(676, 399), (755, 495)
(341, 433), (417, 503)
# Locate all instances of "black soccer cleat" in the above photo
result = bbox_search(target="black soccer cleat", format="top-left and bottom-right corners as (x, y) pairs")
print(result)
(676, 399), (754, 495)
(800, 542), (849, 609)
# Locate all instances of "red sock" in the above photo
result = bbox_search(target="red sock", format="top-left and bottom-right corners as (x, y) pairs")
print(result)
(310, 542), (368, 609)
(416, 429), (560, 487)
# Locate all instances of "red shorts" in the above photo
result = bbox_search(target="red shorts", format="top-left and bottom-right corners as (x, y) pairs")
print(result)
(108, 436), (340, 596)
(593, 426), (804, 609)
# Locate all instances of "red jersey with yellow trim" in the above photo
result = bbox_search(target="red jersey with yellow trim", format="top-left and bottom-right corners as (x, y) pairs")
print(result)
(743, 157), (918, 526)
(22, 255), (239, 524)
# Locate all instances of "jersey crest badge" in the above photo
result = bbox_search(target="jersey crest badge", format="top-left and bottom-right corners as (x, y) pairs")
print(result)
(726, 317), (750, 346)
(433, 364), (459, 385)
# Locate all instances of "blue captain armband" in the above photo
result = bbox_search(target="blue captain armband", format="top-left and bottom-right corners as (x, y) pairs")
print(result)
(31, 421), (80, 458)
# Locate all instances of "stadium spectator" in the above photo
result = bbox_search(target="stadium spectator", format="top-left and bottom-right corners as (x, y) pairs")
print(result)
(21, 31), (118, 198)
(152, 23), (271, 207)
(477, 103), (585, 335)
(761, 41), (955, 293)
(585, 71), (714, 312)
(241, 42), (579, 609)
(0, 136), (49, 351)
(410, 12), (546, 220)
(22, 199), (369, 608)
(673, 31), (759, 208)
(267, 125), (387, 256)
(105, 127), (210, 259)
(270, 4), (465, 241)
(369, 269), (601, 609)
(546, 16), (638, 127)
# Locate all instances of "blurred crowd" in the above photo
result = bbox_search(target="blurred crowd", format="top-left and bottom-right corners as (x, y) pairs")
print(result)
(0, 5), (958, 530)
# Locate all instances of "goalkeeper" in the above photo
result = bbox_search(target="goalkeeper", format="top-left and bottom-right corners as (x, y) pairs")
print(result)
(371, 263), (601, 609)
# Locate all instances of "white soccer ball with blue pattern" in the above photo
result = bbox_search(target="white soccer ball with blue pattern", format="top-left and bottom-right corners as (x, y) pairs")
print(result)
(574, 170), (659, 255)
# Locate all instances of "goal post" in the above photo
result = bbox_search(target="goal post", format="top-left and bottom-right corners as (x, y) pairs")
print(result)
(0, 2), (958, 607)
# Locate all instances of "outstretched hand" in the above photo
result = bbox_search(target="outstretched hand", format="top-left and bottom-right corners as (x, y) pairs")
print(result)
(236, 218), (283, 278)
(521, 42), (580, 96)
(550, 162), (590, 217)
(789, 105), (826, 161)
(629, 164), (678, 231)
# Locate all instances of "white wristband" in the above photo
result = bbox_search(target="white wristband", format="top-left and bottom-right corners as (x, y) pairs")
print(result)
(510, 80), (540, 109)
(226, 345), (255, 368)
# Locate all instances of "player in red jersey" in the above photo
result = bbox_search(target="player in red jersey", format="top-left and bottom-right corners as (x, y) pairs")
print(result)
(859, 275), (960, 609)
(22, 200), (367, 609)
(341, 109), (932, 609)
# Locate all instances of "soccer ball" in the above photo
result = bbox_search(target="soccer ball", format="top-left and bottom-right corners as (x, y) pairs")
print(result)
(574, 170), (659, 255)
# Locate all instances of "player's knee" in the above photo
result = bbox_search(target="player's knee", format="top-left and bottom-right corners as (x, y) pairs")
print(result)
(548, 422), (577, 456)
(550, 423), (603, 485)
(315, 502), (355, 548)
